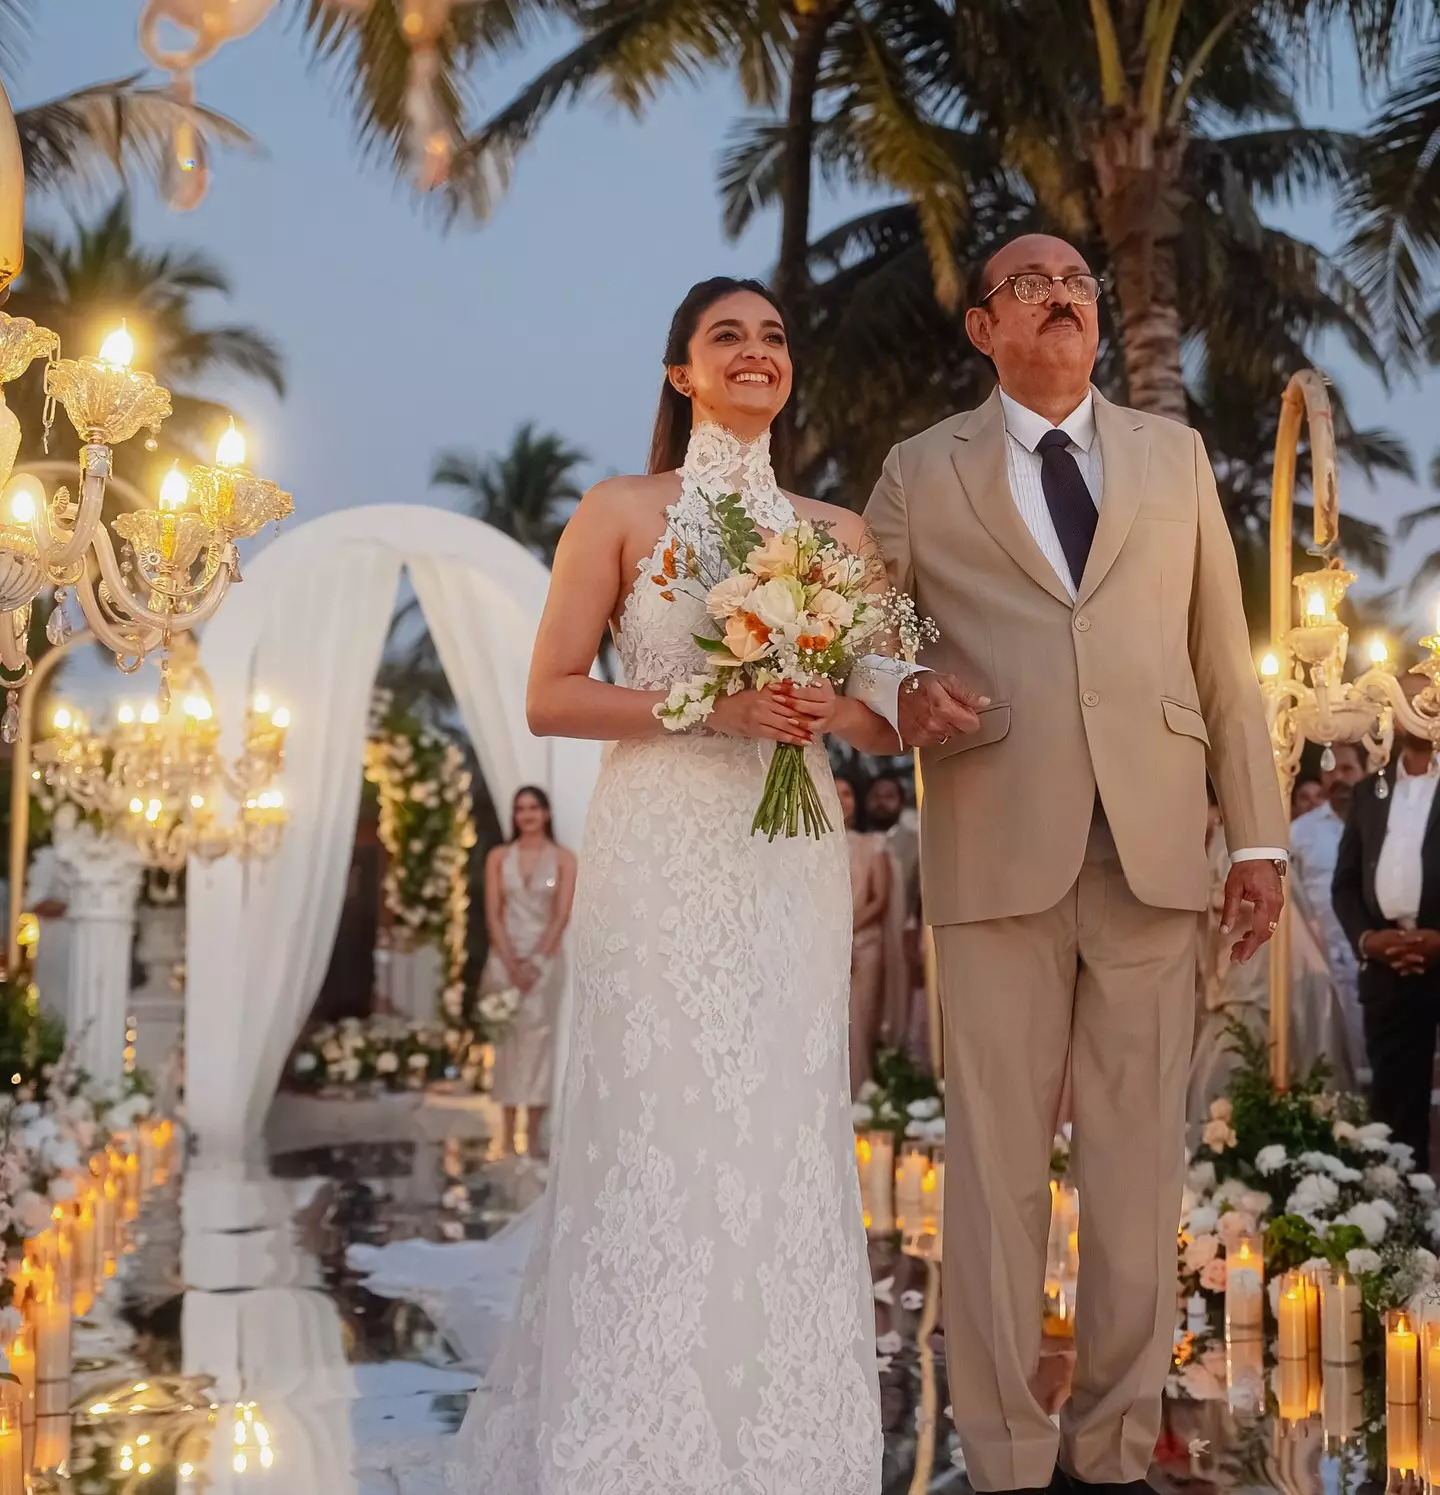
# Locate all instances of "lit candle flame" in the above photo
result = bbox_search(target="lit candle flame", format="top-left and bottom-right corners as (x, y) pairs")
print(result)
(140, 703), (160, 725)
(3, 473), (42, 525)
(52, 707), (71, 731)
(159, 464), (189, 513)
(182, 693), (212, 721)
(252, 691), (271, 716)
(1305, 592), (1326, 622)
(215, 418), (246, 468)
(128, 798), (144, 815)
(117, 704), (135, 725)
(145, 799), (161, 823)
(1259, 652), (1280, 679)
(190, 793), (206, 809)
(1369, 636), (1389, 665)
(271, 706), (291, 729)
(99, 321), (135, 369)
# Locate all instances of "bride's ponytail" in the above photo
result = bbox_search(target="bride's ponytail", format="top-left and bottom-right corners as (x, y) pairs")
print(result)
(647, 276), (795, 484)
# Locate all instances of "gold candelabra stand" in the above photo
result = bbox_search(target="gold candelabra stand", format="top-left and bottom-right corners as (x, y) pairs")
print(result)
(1262, 370), (1440, 1085)
(34, 635), (289, 875)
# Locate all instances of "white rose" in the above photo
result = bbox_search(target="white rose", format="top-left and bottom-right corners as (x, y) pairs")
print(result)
(1187, 1205), (1219, 1234)
(1345, 1247), (1383, 1274)
(748, 577), (804, 632)
(1412, 1175), (1438, 1197)
(376, 1052), (399, 1075)
(705, 573), (759, 620)
(857, 1081), (883, 1103)
(295, 1052), (318, 1074)
(850, 1103), (873, 1129)
(1187, 1160), (1217, 1193)
(1335, 1200), (1388, 1245)
(808, 588), (855, 632)
(906, 1097), (942, 1121)
(339, 1057), (362, 1084)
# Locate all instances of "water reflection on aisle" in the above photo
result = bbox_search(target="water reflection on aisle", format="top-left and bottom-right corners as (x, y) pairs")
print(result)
(67, 1134), (1383, 1495)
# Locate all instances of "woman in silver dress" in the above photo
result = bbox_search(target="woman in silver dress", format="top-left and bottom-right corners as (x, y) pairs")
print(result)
(481, 786), (576, 1157)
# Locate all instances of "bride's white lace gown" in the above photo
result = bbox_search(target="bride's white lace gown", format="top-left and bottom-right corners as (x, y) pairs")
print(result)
(448, 426), (882, 1494)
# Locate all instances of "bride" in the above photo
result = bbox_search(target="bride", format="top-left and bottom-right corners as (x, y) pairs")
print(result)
(448, 277), (897, 1493)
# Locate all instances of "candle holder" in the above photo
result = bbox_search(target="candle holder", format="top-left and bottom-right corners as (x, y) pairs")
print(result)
(895, 1142), (928, 1232)
(1226, 1334), (1265, 1417)
(1278, 1268), (1311, 1360)
(1322, 1359), (1364, 1449)
(855, 1131), (895, 1236)
(1391, 1397), (1422, 1487)
(1225, 1235), (1265, 1340)
(1321, 1266), (1364, 1365)
(1276, 1354), (1312, 1425)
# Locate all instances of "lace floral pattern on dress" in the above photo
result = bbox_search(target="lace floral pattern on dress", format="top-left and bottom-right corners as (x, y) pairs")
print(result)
(446, 423), (881, 1495)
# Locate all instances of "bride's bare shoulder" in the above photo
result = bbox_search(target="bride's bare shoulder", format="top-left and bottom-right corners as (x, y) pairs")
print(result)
(571, 471), (680, 534)
(789, 492), (867, 547)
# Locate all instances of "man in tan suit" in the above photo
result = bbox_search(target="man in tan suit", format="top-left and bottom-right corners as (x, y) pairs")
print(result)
(854, 234), (1288, 1495)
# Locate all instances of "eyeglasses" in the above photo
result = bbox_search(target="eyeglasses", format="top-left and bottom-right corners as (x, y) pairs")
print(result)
(979, 273), (1104, 307)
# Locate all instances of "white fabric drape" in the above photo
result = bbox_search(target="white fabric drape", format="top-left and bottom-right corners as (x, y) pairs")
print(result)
(186, 505), (602, 1156)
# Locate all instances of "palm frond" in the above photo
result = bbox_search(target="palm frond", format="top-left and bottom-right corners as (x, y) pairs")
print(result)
(16, 77), (253, 196)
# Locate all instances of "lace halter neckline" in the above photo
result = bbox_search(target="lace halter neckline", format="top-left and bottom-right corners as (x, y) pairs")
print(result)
(677, 422), (793, 532)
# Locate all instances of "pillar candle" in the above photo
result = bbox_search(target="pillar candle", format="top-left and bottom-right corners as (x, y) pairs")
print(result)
(1225, 1240), (1264, 1338)
(32, 1412), (67, 1474)
(1186, 1294), (1208, 1336)
(1278, 1271), (1309, 1359)
(1391, 1398), (1421, 1476)
(895, 1147), (927, 1229)
(1277, 1355), (1309, 1423)
(865, 1132), (894, 1234)
(1320, 1269), (1362, 1365)
(1303, 1268), (1321, 1349)
(71, 1196), (96, 1319)
(1389, 1311), (1421, 1406)
(1427, 1340), (1440, 1422)
(1226, 1334), (1264, 1417)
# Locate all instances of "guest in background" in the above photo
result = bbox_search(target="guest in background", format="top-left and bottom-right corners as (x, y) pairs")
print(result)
(480, 786), (577, 1157)
(865, 773), (920, 919)
(1292, 776), (1325, 818)
(836, 774), (906, 1095)
(1290, 741), (1368, 1078)
(1333, 675), (1440, 1170)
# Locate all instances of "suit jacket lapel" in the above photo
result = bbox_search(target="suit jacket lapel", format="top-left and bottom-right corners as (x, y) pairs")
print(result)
(951, 390), (1072, 608)
(1076, 392), (1149, 609)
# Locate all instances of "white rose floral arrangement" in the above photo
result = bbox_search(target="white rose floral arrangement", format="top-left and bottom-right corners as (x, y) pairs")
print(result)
(365, 691), (478, 1021)
(289, 1014), (486, 1094)
(1172, 1022), (1440, 1400)
(851, 1047), (944, 1142)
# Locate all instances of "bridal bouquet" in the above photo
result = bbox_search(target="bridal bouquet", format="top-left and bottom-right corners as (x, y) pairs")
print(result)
(653, 493), (931, 838)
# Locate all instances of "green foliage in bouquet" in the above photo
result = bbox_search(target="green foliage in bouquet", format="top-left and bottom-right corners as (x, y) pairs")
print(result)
(707, 492), (761, 574)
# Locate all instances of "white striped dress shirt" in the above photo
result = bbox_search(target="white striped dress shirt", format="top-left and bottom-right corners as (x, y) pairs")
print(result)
(997, 387), (1101, 598)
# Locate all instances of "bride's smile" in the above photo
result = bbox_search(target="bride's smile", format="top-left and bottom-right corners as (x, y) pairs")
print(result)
(674, 290), (794, 437)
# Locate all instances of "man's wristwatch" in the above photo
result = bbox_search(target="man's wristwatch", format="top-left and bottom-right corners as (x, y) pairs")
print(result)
(1272, 859), (1288, 880)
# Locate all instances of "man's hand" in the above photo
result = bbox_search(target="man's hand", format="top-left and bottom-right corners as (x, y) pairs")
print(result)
(1362, 928), (1440, 975)
(897, 673), (989, 749)
(1220, 860), (1286, 964)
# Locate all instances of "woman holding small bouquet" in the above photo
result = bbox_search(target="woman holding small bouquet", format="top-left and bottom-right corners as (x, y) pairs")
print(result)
(480, 785), (576, 1159)
(450, 278), (903, 1493)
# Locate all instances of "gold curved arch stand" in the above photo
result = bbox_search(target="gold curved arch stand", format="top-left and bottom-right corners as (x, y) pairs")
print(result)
(0, 79), (24, 295)
(1267, 370), (1341, 1088)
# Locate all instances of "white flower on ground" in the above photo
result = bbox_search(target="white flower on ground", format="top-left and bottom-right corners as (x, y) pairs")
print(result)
(1365, 1164), (1402, 1195)
(906, 1097), (942, 1121)
(1299, 1151), (1363, 1183)
(1390, 1142), (1418, 1173)
(1412, 1247), (1439, 1280)
(1412, 1175), (1438, 1197)
(850, 1103), (872, 1129)
(376, 1052), (399, 1075)
(1255, 1145), (1288, 1176)
(1346, 1248), (1383, 1274)
(1355, 1122), (1393, 1152)
(857, 1081), (882, 1103)
(1187, 1161), (1217, 1194)
(295, 1053), (318, 1074)
(1187, 1206), (1219, 1234)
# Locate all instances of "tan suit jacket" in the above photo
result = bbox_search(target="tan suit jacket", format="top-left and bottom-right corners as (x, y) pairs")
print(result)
(864, 387), (1286, 927)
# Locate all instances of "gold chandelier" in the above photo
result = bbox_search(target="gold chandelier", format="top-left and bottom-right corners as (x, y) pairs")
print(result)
(36, 650), (290, 872)
(0, 317), (293, 743)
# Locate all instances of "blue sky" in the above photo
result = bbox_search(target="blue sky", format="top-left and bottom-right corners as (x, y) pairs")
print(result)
(13, 5), (1440, 636)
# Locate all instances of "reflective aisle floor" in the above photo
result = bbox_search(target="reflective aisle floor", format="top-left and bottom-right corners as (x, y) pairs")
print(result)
(60, 1130), (1390, 1495)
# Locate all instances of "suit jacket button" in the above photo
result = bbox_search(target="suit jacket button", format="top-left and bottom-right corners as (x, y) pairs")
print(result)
(1082, 690), (1099, 707)
(1074, 615), (1091, 631)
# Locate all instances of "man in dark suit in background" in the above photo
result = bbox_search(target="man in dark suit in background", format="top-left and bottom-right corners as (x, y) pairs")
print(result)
(1333, 673), (1440, 1169)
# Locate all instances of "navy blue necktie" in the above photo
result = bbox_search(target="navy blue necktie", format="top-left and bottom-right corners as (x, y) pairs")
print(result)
(1037, 428), (1097, 590)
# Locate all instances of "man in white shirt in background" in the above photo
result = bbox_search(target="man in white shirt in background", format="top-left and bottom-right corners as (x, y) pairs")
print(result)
(1290, 742), (1367, 1078)
(1333, 674), (1440, 1169)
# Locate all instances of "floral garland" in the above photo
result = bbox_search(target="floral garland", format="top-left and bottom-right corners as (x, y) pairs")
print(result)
(1173, 1022), (1438, 1397)
(364, 692), (477, 1019)
(290, 1014), (485, 1093)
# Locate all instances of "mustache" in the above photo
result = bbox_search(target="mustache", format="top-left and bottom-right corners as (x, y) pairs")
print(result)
(1042, 306), (1081, 329)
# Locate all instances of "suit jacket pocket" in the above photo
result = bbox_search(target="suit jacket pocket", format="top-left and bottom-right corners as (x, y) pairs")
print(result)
(1161, 697), (1210, 747)
(925, 703), (1011, 766)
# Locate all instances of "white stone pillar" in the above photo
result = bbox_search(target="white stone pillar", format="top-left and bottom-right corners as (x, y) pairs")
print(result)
(131, 903), (186, 1105)
(52, 824), (144, 1089)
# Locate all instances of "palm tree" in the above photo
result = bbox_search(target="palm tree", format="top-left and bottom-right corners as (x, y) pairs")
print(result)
(3, 195), (285, 495)
(431, 421), (587, 564)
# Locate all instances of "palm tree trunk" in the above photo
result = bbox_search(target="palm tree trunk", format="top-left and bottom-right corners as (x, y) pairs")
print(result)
(1089, 107), (1190, 423)
(774, 3), (833, 313)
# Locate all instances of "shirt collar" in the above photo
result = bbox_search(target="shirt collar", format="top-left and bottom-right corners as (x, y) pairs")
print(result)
(999, 387), (1097, 455)
(1396, 754), (1436, 785)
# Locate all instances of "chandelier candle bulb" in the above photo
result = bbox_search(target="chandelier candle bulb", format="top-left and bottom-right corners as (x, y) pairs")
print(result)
(98, 322), (134, 369)
(1370, 635), (1390, 666)
(215, 420), (245, 469)
(1321, 1268), (1363, 1365)
(1260, 651), (1281, 678)
(1224, 1237), (1264, 1338)
(1278, 1271), (1309, 1358)
(1389, 1310), (1421, 1406)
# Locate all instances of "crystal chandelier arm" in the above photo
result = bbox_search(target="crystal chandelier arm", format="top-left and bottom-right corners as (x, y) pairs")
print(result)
(1358, 666), (1440, 746)
(0, 606), (27, 677)
(72, 566), (163, 661)
(88, 523), (233, 631)
(33, 445), (108, 574)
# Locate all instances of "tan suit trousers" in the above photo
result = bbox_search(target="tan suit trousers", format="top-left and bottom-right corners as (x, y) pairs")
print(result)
(935, 817), (1197, 1491)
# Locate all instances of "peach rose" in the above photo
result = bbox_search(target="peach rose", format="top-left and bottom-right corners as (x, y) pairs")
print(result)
(809, 587), (855, 632)
(723, 611), (772, 663)
(1199, 1257), (1229, 1292)
(706, 572), (758, 619)
(1183, 1233), (1220, 1273)
(746, 531), (801, 580)
(1217, 1209), (1257, 1250)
